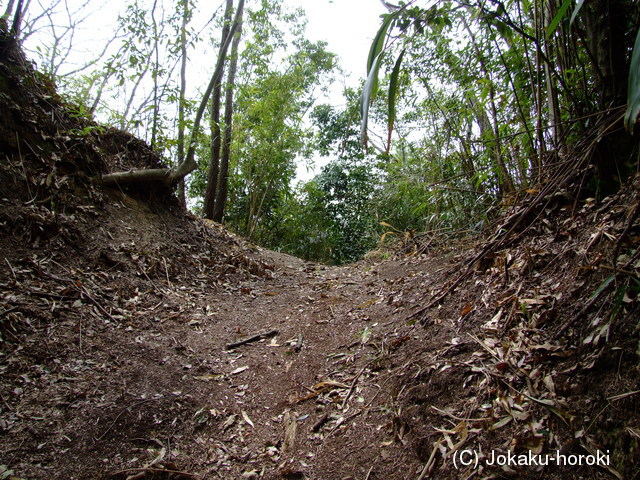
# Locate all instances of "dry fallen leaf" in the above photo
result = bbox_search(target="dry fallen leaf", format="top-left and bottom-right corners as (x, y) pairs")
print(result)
(242, 410), (254, 428)
(459, 303), (473, 317)
(491, 415), (513, 430)
(221, 414), (237, 431)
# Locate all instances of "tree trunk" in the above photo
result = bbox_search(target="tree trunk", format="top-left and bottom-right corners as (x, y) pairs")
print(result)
(462, 16), (515, 196)
(150, 0), (160, 149)
(212, 0), (243, 223)
(203, 0), (233, 219)
(584, 0), (630, 108)
(583, 0), (638, 192)
(543, 0), (563, 152)
(176, 0), (190, 208)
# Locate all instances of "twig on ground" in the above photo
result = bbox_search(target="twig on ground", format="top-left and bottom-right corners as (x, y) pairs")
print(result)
(4, 257), (17, 283)
(162, 256), (172, 287)
(80, 285), (118, 323)
(365, 465), (374, 480)
(225, 329), (278, 350)
(416, 440), (442, 480)
(112, 467), (198, 479)
(341, 363), (370, 411)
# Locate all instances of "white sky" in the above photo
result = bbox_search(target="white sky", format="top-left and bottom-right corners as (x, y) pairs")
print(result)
(23, 0), (386, 93)
(286, 0), (386, 85)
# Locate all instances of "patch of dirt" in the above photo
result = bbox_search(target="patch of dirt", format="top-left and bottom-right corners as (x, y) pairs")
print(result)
(1, 33), (639, 480)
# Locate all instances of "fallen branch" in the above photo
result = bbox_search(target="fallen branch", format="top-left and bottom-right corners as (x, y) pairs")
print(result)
(296, 380), (350, 404)
(341, 363), (370, 411)
(225, 329), (278, 350)
(312, 413), (330, 432)
(112, 466), (198, 479)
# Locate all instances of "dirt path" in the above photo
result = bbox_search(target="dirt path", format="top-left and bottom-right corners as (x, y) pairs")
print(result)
(4, 196), (639, 480)
(1, 228), (442, 480)
(145, 250), (429, 479)
(3, 44), (640, 480)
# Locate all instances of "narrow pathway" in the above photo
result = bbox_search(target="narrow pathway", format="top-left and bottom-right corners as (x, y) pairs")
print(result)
(157, 250), (426, 479)
(0, 240), (433, 480)
(169, 253), (416, 479)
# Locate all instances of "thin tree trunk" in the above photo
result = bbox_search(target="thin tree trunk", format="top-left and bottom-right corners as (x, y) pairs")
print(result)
(462, 16), (515, 195)
(120, 47), (153, 130)
(203, 0), (233, 219)
(212, 0), (243, 223)
(1, 0), (16, 21)
(533, 0), (545, 177)
(543, 0), (562, 153)
(582, 0), (637, 191)
(176, 0), (190, 208)
(150, 0), (160, 148)
(10, 0), (24, 36)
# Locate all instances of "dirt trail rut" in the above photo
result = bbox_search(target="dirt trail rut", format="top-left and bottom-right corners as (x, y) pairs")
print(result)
(157, 250), (427, 479)
(1, 229), (437, 480)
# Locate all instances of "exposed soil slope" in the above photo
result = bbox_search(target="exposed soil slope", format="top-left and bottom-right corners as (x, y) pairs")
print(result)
(1, 36), (639, 480)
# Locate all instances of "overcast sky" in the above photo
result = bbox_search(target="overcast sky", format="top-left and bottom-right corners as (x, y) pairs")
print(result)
(286, 0), (386, 86)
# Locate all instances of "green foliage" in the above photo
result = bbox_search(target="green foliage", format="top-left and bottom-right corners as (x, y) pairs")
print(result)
(360, 10), (401, 146)
(314, 159), (378, 264)
(387, 49), (406, 153)
(546, 0), (586, 37)
(23, 0), (640, 265)
(277, 159), (378, 265)
(360, 0), (640, 228)
(68, 124), (106, 136)
(265, 95), (379, 265)
(276, 180), (335, 262)
(545, 0), (573, 38)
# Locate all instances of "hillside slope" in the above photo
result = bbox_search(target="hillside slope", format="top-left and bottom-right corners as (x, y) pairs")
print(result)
(1, 35), (639, 480)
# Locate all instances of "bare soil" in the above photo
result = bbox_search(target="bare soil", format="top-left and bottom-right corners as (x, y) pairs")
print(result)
(0, 187), (450, 480)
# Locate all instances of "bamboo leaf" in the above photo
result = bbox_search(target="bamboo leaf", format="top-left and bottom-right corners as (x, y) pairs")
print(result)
(589, 275), (616, 302)
(387, 49), (406, 154)
(360, 52), (383, 146)
(367, 12), (399, 74)
(610, 284), (628, 320)
(625, 29), (640, 132)
(361, 11), (400, 147)
(569, 0), (585, 26)
(545, 0), (572, 38)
